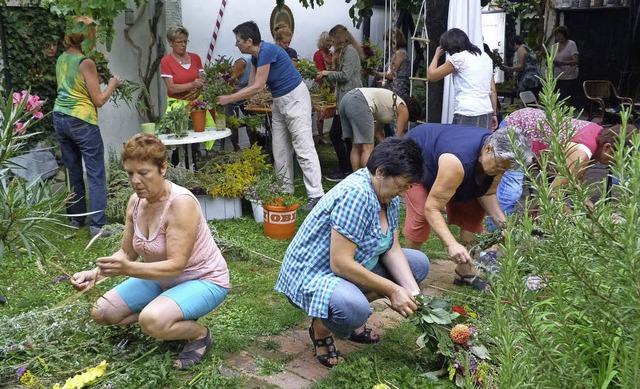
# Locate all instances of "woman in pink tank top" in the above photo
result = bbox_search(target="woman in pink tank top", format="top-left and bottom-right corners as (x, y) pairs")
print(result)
(70, 134), (229, 370)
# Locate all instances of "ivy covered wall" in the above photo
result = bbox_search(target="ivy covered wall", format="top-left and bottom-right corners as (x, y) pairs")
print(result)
(0, 6), (66, 148)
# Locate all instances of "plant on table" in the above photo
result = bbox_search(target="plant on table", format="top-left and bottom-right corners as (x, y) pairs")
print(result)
(187, 99), (207, 111)
(0, 90), (69, 267)
(195, 144), (269, 198)
(295, 58), (318, 80)
(156, 106), (189, 138)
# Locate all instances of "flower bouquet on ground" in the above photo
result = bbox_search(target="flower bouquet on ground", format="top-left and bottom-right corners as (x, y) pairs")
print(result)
(410, 296), (496, 388)
(84, 50), (144, 112)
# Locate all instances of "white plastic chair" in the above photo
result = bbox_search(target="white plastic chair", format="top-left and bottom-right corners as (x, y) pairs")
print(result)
(519, 91), (538, 107)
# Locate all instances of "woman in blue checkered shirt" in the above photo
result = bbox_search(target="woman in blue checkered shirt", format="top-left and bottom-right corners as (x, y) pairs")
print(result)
(275, 137), (430, 368)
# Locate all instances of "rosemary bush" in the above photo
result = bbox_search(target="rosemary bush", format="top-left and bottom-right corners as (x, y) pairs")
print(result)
(489, 47), (640, 388)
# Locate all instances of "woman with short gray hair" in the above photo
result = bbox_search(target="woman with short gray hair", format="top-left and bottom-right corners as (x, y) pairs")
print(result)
(403, 123), (531, 291)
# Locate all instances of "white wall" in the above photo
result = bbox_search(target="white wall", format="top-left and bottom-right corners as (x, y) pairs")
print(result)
(481, 11), (506, 83)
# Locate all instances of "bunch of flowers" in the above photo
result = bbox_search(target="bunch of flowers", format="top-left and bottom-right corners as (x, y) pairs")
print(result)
(200, 55), (236, 107)
(361, 38), (383, 74)
(12, 90), (44, 134)
(410, 296), (495, 388)
(187, 99), (207, 111)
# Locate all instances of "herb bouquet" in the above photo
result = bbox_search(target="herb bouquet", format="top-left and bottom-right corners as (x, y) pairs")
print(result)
(410, 296), (496, 388)
(84, 50), (144, 112)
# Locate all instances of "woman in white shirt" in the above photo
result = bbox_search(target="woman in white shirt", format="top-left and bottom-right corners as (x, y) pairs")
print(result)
(552, 26), (579, 106)
(427, 28), (497, 130)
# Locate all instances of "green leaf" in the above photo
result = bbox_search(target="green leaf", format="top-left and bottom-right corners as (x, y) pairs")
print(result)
(471, 345), (490, 360)
(429, 308), (453, 325)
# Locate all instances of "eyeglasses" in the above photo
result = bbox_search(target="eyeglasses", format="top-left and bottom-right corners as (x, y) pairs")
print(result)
(392, 176), (413, 191)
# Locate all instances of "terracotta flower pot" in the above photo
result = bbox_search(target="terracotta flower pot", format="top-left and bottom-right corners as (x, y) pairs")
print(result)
(190, 110), (206, 132)
(263, 202), (299, 239)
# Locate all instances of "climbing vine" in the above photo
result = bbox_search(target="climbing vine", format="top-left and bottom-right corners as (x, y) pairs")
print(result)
(0, 6), (66, 149)
(42, 0), (148, 51)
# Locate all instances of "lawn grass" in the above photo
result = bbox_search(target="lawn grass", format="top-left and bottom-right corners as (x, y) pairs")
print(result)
(0, 142), (456, 388)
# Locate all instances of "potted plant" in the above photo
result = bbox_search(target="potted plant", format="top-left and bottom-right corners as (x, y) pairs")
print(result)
(226, 114), (241, 133)
(244, 167), (300, 238)
(156, 106), (189, 138)
(187, 99), (207, 132)
(201, 56), (235, 130)
(241, 114), (264, 146)
(192, 144), (269, 220)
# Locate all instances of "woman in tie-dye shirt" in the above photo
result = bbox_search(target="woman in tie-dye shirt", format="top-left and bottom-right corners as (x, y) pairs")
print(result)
(53, 15), (122, 238)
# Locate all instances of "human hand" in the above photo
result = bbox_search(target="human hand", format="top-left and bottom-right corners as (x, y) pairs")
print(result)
(318, 70), (330, 78)
(388, 286), (418, 318)
(216, 95), (233, 105)
(491, 115), (498, 131)
(447, 242), (472, 264)
(192, 78), (205, 89)
(96, 256), (129, 277)
(435, 46), (445, 58)
(109, 75), (124, 88)
(70, 269), (98, 291)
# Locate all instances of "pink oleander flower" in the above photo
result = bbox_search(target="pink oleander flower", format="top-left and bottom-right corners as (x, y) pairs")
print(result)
(12, 90), (44, 133)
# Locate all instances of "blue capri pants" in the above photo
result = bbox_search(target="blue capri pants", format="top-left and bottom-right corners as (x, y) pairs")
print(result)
(115, 278), (228, 320)
(320, 248), (430, 339)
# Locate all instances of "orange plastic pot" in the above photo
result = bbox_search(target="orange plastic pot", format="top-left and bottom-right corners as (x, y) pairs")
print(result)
(263, 202), (299, 239)
(190, 110), (206, 132)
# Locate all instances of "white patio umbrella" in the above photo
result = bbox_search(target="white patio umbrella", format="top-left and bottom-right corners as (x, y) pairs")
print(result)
(441, 0), (484, 123)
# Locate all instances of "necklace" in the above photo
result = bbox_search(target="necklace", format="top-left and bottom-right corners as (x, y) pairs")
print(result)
(172, 52), (189, 64)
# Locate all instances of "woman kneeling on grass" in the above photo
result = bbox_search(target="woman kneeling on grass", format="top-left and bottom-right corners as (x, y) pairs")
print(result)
(275, 137), (430, 368)
(70, 133), (229, 370)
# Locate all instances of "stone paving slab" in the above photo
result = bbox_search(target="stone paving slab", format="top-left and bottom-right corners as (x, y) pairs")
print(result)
(224, 259), (458, 389)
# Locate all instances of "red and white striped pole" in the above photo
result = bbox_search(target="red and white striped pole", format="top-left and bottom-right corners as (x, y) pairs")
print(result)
(205, 0), (227, 65)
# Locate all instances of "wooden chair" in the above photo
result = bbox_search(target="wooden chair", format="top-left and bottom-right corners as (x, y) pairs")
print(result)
(583, 80), (634, 124)
(519, 91), (538, 107)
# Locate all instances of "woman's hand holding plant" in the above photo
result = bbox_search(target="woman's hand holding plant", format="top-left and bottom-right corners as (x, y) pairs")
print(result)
(388, 286), (418, 318)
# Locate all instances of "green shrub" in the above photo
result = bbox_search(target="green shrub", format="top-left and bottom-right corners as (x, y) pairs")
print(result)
(489, 46), (640, 388)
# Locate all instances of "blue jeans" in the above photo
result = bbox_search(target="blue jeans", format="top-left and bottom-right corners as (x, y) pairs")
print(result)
(320, 248), (430, 339)
(53, 112), (107, 228)
(486, 169), (524, 231)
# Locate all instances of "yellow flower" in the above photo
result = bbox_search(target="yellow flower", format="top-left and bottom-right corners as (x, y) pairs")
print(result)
(372, 384), (391, 389)
(463, 305), (478, 319)
(448, 365), (457, 381)
(53, 360), (108, 389)
(19, 370), (39, 387)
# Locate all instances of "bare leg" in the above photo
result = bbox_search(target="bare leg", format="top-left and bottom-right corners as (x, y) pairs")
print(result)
(311, 318), (343, 366)
(360, 143), (375, 168)
(351, 144), (363, 172)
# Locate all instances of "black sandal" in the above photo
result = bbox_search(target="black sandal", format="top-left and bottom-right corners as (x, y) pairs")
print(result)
(453, 270), (490, 291)
(173, 327), (213, 370)
(309, 319), (342, 368)
(348, 326), (380, 344)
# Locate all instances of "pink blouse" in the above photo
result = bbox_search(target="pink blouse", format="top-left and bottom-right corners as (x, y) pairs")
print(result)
(132, 182), (230, 290)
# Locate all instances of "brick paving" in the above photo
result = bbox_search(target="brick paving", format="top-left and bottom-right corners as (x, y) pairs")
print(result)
(223, 260), (457, 389)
